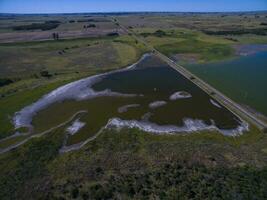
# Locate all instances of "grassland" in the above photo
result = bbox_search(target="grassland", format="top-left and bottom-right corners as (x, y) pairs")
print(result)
(0, 13), (267, 199)
(0, 125), (267, 199)
(118, 12), (267, 63)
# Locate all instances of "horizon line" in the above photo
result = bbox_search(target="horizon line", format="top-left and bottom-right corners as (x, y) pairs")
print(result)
(1, 10), (267, 15)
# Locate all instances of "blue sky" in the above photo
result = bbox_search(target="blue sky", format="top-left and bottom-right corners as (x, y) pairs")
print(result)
(0, 0), (266, 13)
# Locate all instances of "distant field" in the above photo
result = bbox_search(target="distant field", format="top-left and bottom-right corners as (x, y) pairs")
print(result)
(118, 12), (267, 63)
(0, 15), (122, 42)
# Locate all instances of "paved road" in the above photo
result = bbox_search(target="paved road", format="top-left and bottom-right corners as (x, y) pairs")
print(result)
(114, 18), (267, 131)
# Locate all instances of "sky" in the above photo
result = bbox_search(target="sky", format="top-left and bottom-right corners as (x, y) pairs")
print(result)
(0, 0), (266, 14)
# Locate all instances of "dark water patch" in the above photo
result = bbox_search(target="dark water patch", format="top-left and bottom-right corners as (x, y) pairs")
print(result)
(29, 55), (247, 147)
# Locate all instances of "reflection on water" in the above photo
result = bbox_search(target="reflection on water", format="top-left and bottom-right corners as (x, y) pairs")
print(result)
(32, 55), (247, 147)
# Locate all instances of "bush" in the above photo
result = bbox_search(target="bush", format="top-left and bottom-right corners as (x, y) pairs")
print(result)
(203, 28), (267, 36)
(0, 78), (13, 87)
(140, 30), (167, 38)
(106, 32), (119, 37)
(40, 70), (52, 78)
(154, 30), (167, 37)
(84, 24), (96, 28)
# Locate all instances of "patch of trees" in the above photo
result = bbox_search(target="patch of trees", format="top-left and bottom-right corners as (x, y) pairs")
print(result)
(77, 18), (109, 23)
(203, 28), (267, 36)
(68, 20), (75, 23)
(140, 29), (167, 38)
(40, 70), (52, 78)
(45, 20), (61, 24)
(106, 32), (119, 37)
(77, 19), (91, 23)
(0, 78), (13, 87)
(260, 22), (267, 26)
(46, 163), (267, 199)
(52, 33), (59, 40)
(225, 37), (239, 42)
(83, 24), (96, 29)
(154, 30), (167, 37)
(13, 21), (60, 31)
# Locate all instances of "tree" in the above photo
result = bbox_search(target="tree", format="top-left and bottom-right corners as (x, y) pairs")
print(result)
(40, 70), (52, 78)
(52, 33), (59, 40)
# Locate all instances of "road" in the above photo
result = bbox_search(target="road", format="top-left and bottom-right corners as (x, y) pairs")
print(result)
(114, 18), (267, 131)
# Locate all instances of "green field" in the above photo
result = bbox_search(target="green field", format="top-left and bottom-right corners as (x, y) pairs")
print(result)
(1, 124), (267, 199)
(1, 12), (267, 199)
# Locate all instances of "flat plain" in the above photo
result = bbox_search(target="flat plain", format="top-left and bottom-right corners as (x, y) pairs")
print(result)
(0, 12), (267, 199)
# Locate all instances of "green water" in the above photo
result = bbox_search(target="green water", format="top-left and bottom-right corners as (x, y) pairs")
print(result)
(185, 51), (267, 116)
(32, 55), (243, 146)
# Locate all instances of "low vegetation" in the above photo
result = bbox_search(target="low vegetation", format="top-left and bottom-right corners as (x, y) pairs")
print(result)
(203, 28), (267, 36)
(1, 128), (267, 199)
(0, 78), (13, 87)
(0, 13), (267, 200)
(12, 21), (61, 31)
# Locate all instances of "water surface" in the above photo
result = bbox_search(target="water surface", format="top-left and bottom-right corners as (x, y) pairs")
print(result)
(185, 51), (267, 116)
(30, 55), (247, 147)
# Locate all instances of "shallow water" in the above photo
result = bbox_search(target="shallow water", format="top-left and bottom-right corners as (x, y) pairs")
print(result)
(30, 55), (246, 146)
(186, 51), (267, 116)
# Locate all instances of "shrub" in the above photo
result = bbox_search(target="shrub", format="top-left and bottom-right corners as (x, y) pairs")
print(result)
(107, 32), (119, 36)
(0, 78), (13, 87)
(40, 70), (52, 78)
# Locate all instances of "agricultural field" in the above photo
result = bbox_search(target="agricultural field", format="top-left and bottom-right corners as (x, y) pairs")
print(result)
(118, 12), (267, 63)
(0, 14), (123, 42)
(0, 12), (267, 200)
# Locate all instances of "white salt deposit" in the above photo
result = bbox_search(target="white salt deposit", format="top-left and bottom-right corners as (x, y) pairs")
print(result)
(210, 99), (222, 108)
(118, 104), (140, 113)
(149, 101), (167, 109)
(66, 119), (85, 135)
(169, 91), (192, 100)
(107, 117), (249, 136)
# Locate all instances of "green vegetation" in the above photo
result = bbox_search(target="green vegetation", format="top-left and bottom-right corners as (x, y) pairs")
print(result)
(137, 29), (235, 62)
(0, 13), (267, 199)
(157, 39), (234, 62)
(12, 21), (61, 31)
(140, 29), (167, 37)
(0, 127), (65, 199)
(0, 78), (13, 87)
(1, 127), (267, 199)
(203, 27), (267, 36)
(118, 12), (267, 63)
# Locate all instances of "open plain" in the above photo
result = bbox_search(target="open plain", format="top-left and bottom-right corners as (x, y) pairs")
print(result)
(0, 11), (267, 199)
